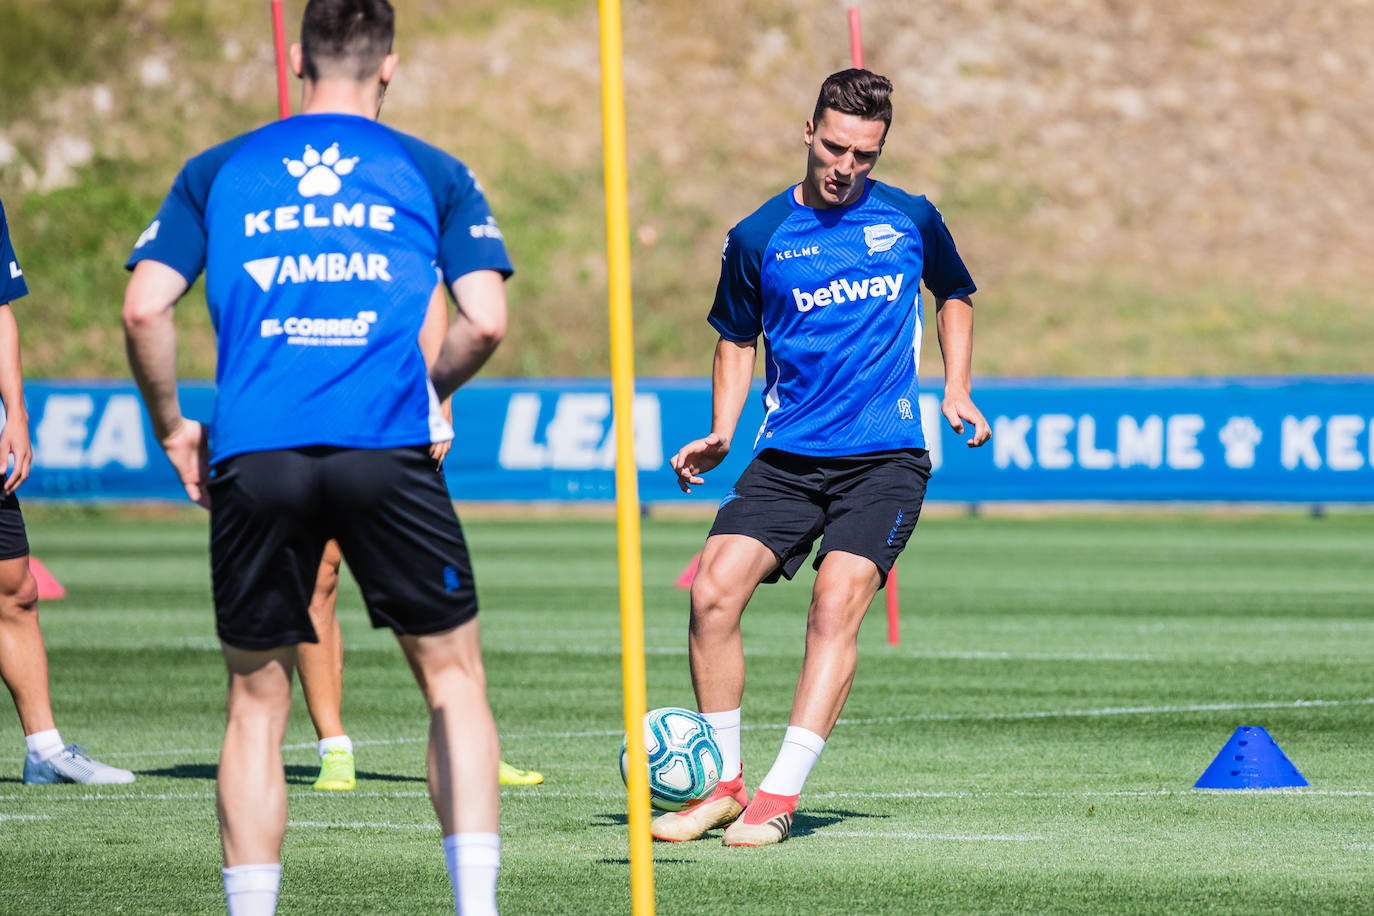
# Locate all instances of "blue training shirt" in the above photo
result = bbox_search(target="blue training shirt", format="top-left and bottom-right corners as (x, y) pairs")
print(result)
(709, 179), (975, 457)
(127, 113), (512, 464)
(0, 199), (28, 304)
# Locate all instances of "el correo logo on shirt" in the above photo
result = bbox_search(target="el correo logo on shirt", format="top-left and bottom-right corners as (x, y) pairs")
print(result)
(284, 142), (358, 197)
(260, 310), (378, 346)
(469, 216), (504, 240)
(864, 223), (904, 255)
(791, 273), (904, 312)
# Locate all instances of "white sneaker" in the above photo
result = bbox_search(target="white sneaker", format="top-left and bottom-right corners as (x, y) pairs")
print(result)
(22, 744), (136, 785)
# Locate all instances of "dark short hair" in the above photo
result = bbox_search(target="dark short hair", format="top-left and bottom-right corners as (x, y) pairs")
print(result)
(300, 0), (395, 82)
(811, 68), (894, 134)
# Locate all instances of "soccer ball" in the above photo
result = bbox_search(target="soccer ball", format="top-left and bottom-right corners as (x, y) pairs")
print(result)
(619, 706), (722, 811)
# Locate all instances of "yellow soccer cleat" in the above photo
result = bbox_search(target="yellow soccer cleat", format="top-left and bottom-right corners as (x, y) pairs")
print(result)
(498, 760), (544, 786)
(313, 748), (356, 791)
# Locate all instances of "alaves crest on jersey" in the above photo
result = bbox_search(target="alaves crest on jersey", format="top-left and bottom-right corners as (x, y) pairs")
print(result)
(284, 143), (358, 197)
(864, 223), (904, 255)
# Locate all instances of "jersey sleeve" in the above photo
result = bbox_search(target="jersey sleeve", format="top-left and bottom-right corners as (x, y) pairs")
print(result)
(434, 165), (513, 283)
(707, 226), (764, 341)
(389, 132), (513, 284)
(914, 200), (977, 301)
(0, 199), (29, 303)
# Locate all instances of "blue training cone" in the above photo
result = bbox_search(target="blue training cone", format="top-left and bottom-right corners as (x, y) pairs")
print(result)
(1193, 726), (1309, 789)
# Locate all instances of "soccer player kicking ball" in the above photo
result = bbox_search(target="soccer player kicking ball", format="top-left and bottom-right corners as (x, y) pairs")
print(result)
(0, 198), (135, 787)
(124, 2), (509, 912)
(656, 69), (991, 847)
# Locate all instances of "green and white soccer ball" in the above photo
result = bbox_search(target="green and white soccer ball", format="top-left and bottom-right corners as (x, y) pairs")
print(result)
(619, 706), (722, 811)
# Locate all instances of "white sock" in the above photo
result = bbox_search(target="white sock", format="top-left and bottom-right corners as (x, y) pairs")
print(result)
(443, 833), (500, 916)
(25, 728), (64, 765)
(222, 863), (281, 916)
(758, 726), (826, 796)
(702, 709), (742, 781)
(318, 735), (353, 758)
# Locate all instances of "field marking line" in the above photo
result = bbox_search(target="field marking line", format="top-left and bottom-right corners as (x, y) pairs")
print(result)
(825, 830), (1044, 842)
(0, 813), (52, 822)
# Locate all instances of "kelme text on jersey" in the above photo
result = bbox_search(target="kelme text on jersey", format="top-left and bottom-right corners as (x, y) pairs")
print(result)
(243, 202), (397, 237)
(790, 272), (904, 313)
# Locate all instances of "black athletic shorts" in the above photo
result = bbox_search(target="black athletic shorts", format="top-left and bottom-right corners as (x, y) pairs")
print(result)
(0, 485), (28, 561)
(208, 446), (476, 650)
(708, 448), (932, 587)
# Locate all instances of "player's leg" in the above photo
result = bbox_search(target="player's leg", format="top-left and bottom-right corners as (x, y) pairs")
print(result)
(208, 448), (328, 913)
(0, 491), (133, 785)
(299, 540), (354, 790)
(326, 446), (499, 915)
(655, 452), (824, 842)
(218, 644), (296, 866)
(725, 449), (930, 847)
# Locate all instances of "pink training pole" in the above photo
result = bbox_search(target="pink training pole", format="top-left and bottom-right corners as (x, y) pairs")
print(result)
(846, 7), (899, 645)
(271, 0), (291, 119)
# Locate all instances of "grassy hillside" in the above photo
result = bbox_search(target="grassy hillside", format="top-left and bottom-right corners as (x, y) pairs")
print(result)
(2, 0), (1370, 379)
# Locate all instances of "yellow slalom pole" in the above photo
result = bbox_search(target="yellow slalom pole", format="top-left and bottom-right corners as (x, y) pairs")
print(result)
(598, 0), (655, 913)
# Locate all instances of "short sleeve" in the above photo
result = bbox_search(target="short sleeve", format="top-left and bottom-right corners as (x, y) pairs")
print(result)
(434, 166), (513, 282)
(125, 164), (211, 283)
(0, 200), (29, 303)
(915, 203), (976, 301)
(707, 227), (763, 341)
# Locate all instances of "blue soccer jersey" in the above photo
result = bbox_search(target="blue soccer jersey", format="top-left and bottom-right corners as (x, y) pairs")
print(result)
(127, 113), (512, 464)
(709, 179), (975, 457)
(0, 199), (28, 304)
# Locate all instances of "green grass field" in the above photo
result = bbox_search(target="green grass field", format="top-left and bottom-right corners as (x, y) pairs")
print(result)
(1, 509), (1371, 914)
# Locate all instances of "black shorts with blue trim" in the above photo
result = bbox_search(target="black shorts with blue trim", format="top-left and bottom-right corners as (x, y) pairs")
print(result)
(208, 446), (476, 650)
(0, 486), (28, 561)
(707, 447), (932, 587)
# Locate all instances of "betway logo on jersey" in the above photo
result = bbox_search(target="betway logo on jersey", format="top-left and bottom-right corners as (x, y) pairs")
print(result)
(791, 273), (904, 312)
(260, 310), (378, 346)
(243, 252), (392, 292)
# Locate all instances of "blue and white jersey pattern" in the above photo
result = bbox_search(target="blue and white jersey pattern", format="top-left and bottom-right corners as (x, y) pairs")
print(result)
(709, 179), (975, 457)
(128, 113), (512, 464)
(0, 199), (28, 304)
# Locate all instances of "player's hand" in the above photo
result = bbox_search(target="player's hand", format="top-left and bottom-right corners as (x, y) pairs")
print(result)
(161, 418), (211, 508)
(430, 398), (454, 469)
(942, 393), (992, 448)
(0, 418), (33, 495)
(670, 433), (730, 493)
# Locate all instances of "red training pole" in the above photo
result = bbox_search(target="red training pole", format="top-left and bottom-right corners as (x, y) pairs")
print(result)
(846, 7), (899, 645)
(847, 7), (864, 69)
(271, 0), (291, 119)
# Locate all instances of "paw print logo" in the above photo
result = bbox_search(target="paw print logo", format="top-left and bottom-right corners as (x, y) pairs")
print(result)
(283, 143), (359, 197)
(1219, 416), (1262, 469)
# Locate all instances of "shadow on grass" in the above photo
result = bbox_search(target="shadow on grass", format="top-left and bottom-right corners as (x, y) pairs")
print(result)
(132, 763), (424, 784)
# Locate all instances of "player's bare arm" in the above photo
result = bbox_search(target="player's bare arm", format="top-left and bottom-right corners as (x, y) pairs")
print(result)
(671, 336), (757, 492)
(0, 304), (32, 495)
(123, 260), (210, 506)
(418, 281), (454, 467)
(935, 295), (991, 448)
(430, 268), (507, 401)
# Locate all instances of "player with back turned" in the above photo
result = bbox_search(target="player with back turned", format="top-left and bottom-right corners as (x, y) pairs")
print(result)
(123, 1), (509, 912)
(655, 69), (992, 847)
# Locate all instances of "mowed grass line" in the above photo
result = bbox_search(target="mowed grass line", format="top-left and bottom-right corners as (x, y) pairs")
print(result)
(0, 510), (1370, 914)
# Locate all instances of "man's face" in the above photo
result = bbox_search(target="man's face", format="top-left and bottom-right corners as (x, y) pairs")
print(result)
(801, 110), (886, 208)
